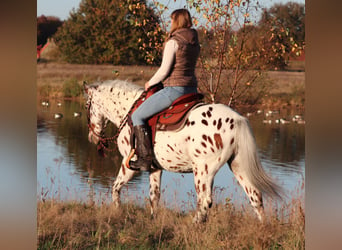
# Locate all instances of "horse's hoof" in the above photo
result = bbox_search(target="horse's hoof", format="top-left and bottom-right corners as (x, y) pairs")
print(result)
(192, 214), (207, 224)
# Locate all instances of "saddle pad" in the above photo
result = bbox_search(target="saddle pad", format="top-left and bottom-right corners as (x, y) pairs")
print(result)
(149, 93), (203, 125)
(158, 97), (202, 124)
(148, 94), (204, 144)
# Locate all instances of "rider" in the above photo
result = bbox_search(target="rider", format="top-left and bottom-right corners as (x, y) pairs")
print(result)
(130, 9), (201, 171)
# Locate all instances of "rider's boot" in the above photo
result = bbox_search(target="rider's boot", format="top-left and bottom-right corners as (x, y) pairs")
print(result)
(129, 125), (153, 171)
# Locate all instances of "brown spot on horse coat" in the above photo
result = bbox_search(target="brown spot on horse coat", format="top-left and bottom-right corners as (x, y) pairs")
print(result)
(167, 144), (174, 151)
(121, 164), (126, 175)
(124, 136), (129, 145)
(217, 118), (222, 130)
(207, 136), (213, 146)
(201, 119), (208, 126)
(214, 133), (223, 149)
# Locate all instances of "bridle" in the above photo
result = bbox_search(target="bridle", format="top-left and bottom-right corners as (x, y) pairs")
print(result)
(86, 88), (149, 154)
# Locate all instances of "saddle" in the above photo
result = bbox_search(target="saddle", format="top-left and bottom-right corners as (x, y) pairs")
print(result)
(128, 84), (204, 144)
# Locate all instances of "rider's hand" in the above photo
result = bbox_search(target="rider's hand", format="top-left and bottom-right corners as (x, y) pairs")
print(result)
(144, 82), (150, 90)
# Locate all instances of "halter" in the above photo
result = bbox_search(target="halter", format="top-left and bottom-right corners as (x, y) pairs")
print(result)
(86, 88), (149, 153)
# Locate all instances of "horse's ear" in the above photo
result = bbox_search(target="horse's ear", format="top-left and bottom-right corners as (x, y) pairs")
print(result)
(83, 81), (89, 94)
(83, 82), (99, 95)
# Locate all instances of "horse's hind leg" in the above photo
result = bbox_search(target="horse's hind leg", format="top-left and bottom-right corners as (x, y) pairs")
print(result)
(149, 169), (162, 218)
(112, 162), (135, 207)
(193, 162), (216, 223)
(229, 158), (265, 221)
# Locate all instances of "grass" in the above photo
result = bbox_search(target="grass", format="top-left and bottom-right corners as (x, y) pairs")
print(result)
(37, 197), (304, 249)
(37, 159), (305, 249)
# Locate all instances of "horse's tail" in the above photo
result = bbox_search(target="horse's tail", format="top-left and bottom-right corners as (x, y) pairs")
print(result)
(235, 116), (284, 200)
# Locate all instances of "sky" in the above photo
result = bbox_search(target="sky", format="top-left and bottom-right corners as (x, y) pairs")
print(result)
(37, 0), (305, 21)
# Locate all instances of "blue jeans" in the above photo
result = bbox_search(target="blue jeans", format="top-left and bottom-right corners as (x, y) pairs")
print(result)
(131, 86), (197, 126)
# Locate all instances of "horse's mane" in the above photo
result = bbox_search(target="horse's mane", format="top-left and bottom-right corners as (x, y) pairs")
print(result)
(94, 79), (143, 96)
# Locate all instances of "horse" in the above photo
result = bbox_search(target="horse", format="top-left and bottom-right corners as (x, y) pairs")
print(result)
(84, 79), (283, 223)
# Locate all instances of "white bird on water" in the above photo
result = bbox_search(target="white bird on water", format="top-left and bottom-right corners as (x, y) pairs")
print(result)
(54, 113), (63, 119)
(41, 101), (49, 107)
(73, 112), (82, 117)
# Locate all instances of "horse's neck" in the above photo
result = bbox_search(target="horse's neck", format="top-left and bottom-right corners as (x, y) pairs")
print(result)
(99, 82), (143, 127)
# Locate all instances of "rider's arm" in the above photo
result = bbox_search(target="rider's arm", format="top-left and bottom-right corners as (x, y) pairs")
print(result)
(147, 39), (178, 88)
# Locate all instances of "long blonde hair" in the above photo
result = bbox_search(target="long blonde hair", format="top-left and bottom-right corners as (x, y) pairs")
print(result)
(169, 9), (192, 35)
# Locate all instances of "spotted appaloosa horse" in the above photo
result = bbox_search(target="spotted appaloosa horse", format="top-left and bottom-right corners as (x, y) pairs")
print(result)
(84, 79), (283, 223)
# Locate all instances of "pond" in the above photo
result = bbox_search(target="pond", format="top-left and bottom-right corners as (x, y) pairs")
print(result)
(37, 99), (305, 212)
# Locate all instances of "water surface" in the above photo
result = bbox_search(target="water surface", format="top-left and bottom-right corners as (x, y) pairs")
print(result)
(37, 99), (305, 211)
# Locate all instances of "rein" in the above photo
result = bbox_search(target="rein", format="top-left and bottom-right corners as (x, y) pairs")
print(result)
(87, 88), (149, 153)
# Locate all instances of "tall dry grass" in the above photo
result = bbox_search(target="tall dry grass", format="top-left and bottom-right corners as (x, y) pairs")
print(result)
(37, 62), (304, 109)
(38, 196), (304, 249)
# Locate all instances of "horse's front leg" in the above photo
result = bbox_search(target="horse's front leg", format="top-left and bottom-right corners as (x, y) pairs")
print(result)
(149, 169), (162, 218)
(193, 164), (215, 223)
(112, 161), (136, 207)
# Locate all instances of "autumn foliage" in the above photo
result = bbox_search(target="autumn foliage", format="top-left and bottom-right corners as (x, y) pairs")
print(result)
(53, 0), (164, 65)
(182, 0), (305, 106)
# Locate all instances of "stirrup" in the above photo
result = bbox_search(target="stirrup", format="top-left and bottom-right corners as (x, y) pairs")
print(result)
(125, 149), (151, 171)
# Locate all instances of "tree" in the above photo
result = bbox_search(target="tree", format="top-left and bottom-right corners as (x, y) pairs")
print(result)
(258, 2), (305, 68)
(172, 0), (304, 108)
(53, 0), (164, 65)
(181, 0), (273, 107)
(37, 15), (63, 45)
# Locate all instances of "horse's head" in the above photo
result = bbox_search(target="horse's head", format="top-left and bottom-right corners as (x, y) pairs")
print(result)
(84, 82), (109, 145)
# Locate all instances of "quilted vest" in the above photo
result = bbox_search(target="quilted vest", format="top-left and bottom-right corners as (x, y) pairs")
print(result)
(163, 28), (200, 87)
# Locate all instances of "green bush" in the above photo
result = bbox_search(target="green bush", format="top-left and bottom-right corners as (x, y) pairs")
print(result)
(63, 78), (82, 97)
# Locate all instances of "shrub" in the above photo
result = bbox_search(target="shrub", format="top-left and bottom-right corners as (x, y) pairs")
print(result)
(63, 78), (82, 97)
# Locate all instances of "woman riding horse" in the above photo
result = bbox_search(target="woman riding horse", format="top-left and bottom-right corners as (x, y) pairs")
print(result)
(130, 9), (201, 171)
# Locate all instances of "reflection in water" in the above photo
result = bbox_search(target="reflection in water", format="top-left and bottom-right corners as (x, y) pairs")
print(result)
(37, 100), (305, 210)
